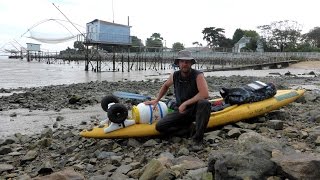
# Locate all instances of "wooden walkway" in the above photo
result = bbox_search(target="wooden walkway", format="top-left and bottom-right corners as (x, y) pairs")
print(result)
(203, 60), (300, 72)
(11, 51), (312, 72)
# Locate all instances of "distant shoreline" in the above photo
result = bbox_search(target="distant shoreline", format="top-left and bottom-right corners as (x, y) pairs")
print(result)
(289, 60), (320, 69)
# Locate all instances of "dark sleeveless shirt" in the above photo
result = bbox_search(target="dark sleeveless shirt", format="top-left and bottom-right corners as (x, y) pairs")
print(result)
(173, 69), (202, 106)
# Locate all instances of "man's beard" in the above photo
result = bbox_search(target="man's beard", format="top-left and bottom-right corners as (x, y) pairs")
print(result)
(180, 67), (191, 74)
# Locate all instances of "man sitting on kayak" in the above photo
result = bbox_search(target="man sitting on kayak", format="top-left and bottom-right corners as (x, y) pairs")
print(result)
(144, 50), (211, 146)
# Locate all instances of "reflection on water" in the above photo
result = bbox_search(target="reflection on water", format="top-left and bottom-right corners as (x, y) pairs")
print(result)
(0, 57), (319, 89)
(0, 58), (174, 89)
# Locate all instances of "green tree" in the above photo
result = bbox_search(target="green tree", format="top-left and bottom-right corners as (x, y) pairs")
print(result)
(304, 27), (320, 48)
(192, 41), (203, 47)
(192, 41), (203, 52)
(232, 29), (244, 44)
(172, 42), (184, 52)
(202, 27), (226, 49)
(258, 20), (302, 52)
(232, 29), (260, 51)
(219, 38), (233, 49)
(146, 33), (164, 52)
(243, 30), (260, 51)
(130, 36), (144, 52)
(74, 41), (85, 51)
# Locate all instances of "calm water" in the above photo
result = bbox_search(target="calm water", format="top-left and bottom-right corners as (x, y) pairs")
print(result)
(0, 57), (319, 89)
(0, 57), (173, 89)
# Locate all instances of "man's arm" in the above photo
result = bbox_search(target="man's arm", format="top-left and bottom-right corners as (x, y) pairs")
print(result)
(144, 73), (174, 105)
(178, 73), (209, 112)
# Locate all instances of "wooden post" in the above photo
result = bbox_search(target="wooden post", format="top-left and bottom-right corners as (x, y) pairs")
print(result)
(85, 45), (89, 71)
(121, 53), (124, 72)
(112, 46), (116, 72)
(127, 46), (130, 72)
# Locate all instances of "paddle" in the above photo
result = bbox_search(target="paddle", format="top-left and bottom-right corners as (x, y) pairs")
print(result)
(113, 91), (152, 100)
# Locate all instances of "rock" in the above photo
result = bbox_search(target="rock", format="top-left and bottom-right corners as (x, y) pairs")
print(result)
(115, 164), (132, 174)
(156, 168), (176, 180)
(53, 122), (58, 128)
(127, 138), (141, 148)
(102, 164), (117, 172)
(209, 145), (276, 179)
(68, 95), (82, 104)
(227, 128), (241, 138)
(271, 152), (320, 179)
(283, 127), (300, 138)
(205, 130), (224, 144)
(315, 136), (320, 146)
(177, 147), (189, 156)
(1, 137), (17, 146)
(284, 71), (292, 76)
(37, 138), (52, 148)
(111, 155), (122, 166)
(267, 110), (289, 120)
(185, 167), (210, 180)
(73, 164), (85, 171)
(109, 172), (131, 180)
(143, 139), (158, 147)
(20, 150), (38, 164)
(40, 128), (53, 138)
(0, 146), (12, 155)
(300, 131), (308, 139)
(308, 71), (316, 75)
(139, 159), (164, 180)
(267, 120), (284, 130)
(88, 174), (110, 180)
(38, 161), (54, 175)
(97, 151), (116, 160)
(0, 164), (14, 173)
(158, 152), (175, 160)
(157, 152), (175, 167)
(56, 116), (64, 121)
(173, 156), (206, 170)
(235, 122), (257, 130)
(237, 132), (284, 152)
(32, 168), (85, 180)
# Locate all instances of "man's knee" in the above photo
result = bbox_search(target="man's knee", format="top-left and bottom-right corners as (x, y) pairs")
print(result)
(197, 99), (211, 109)
(155, 120), (167, 132)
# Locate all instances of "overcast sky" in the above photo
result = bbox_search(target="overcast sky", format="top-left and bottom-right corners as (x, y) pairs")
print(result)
(0, 0), (319, 52)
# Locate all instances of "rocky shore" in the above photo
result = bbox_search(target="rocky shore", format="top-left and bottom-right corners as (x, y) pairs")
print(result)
(1, 73), (320, 179)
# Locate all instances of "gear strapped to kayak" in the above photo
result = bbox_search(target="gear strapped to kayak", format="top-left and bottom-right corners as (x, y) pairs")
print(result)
(104, 81), (277, 126)
(220, 81), (277, 105)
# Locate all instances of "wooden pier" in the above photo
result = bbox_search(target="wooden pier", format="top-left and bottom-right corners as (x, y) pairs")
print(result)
(8, 51), (320, 72)
(203, 60), (300, 72)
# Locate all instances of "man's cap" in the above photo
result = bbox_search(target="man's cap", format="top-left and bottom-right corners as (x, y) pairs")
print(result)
(174, 50), (196, 65)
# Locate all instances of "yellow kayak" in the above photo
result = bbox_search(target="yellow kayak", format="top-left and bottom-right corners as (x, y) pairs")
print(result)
(80, 89), (305, 139)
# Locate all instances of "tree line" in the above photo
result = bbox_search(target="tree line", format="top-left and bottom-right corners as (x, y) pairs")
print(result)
(64, 20), (320, 54)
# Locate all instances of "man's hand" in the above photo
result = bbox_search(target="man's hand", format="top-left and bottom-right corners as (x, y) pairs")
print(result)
(178, 103), (187, 113)
(144, 99), (159, 110)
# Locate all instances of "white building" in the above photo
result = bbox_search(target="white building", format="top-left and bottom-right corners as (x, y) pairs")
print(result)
(233, 36), (251, 53)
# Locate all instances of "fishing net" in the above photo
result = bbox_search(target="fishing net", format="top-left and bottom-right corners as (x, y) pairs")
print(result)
(22, 19), (85, 44)
(28, 31), (77, 44)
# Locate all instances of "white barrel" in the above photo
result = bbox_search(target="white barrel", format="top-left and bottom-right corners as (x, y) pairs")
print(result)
(132, 101), (168, 124)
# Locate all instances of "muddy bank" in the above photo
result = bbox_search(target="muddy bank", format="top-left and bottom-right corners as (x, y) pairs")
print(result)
(1, 72), (320, 179)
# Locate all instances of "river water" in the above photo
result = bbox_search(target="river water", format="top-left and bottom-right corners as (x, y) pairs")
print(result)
(0, 57), (173, 89)
(1, 57), (319, 90)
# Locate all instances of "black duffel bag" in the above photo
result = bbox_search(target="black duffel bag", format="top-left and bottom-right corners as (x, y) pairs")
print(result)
(220, 81), (277, 105)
